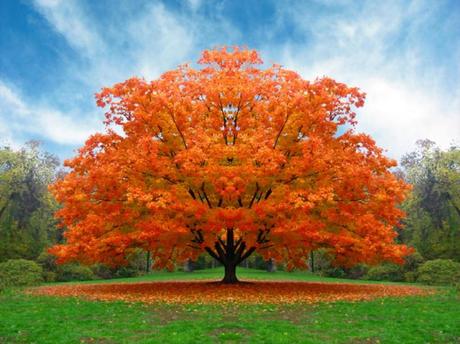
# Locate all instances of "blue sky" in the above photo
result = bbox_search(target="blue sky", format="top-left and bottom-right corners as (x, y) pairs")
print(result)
(1, 0), (459, 162)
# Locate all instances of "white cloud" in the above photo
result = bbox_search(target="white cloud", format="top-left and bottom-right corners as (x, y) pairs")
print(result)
(186, 0), (202, 12)
(4, 0), (241, 157)
(125, 3), (196, 80)
(11, 0), (459, 161)
(264, 0), (460, 159)
(355, 78), (460, 158)
(0, 80), (101, 145)
(32, 0), (104, 56)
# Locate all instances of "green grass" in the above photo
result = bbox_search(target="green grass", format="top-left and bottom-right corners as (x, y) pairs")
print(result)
(1, 268), (459, 344)
(51, 267), (416, 285)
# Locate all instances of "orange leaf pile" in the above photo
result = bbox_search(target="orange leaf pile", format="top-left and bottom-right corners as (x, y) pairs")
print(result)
(30, 281), (432, 305)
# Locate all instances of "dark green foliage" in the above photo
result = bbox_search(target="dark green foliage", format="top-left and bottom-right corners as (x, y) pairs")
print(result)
(91, 264), (114, 279)
(0, 259), (43, 290)
(113, 266), (140, 278)
(416, 259), (460, 286)
(0, 142), (60, 263)
(401, 141), (460, 261)
(42, 271), (57, 282)
(404, 251), (425, 271)
(55, 264), (95, 282)
(365, 264), (404, 282)
(345, 264), (369, 279)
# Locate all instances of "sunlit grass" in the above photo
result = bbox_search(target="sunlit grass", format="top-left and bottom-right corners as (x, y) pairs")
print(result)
(1, 268), (458, 343)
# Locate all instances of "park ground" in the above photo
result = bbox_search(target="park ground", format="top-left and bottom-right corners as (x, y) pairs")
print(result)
(0, 268), (459, 344)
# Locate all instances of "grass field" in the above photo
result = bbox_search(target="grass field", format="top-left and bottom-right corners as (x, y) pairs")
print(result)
(1, 268), (459, 343)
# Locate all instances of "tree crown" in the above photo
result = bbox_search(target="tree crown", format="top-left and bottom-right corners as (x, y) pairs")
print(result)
(50, 47), (411, 270)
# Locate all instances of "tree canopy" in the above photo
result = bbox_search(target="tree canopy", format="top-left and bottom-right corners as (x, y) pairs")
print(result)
(0, 142), (59, 261)
(400, 140), (460, 260)
(50, 48), (410, 282)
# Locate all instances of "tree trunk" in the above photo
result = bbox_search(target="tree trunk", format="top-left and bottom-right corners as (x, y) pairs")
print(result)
(146, 251), (151, 273)
(266, 258), (276, 272)
(310, 251), (315, 273)
(222, 262), (238, 283)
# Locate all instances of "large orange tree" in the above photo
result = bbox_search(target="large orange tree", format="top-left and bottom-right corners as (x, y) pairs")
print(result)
(50, 48), (410, 283)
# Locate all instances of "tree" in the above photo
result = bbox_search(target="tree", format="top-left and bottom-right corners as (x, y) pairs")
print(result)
(0, 142), (59, 261)
(50, 48), (411, 283)
(400, 140), (460, 260)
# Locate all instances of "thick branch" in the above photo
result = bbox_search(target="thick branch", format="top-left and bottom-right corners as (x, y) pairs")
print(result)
(237, 246), (256, 264)
(214, 241), (226, 261)
(205, 246), (223, 264)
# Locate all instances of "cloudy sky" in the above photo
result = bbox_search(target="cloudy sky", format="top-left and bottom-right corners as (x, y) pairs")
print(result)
(1, 0), (459, 162)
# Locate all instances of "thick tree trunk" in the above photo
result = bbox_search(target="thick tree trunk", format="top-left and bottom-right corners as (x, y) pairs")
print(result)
(222, 262), (238, 283)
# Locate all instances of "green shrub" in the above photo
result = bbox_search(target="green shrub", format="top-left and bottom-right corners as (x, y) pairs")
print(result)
(56, 264), (96, 282)
(91, 264), (115, 279)
(404, 271), (417, 283)
(365, 264), (404, 282)
(113, 266), (139, 278)
(416, 259), (460, 286)
(37, 251), (57, 271)
(320, 267), (346, 278)
(404, 251), (424, 271)
(346, 264), (369, 279)
(42, 271), (57, 282)
(0, 259), (43, 290)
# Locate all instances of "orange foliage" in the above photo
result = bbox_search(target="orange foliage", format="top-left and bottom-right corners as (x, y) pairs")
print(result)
(50, 47), (411, 273)
(30, 281), (431, 305)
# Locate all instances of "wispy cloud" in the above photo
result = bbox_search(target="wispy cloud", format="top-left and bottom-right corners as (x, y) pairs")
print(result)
(1, 0), (458, 161)
(0, 80), (101, 146)
(33, 0), (104, 56)
(266, 0), (460, 158)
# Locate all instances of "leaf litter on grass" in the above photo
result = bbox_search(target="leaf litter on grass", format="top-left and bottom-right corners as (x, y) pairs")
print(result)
(28, 280), (433, 305)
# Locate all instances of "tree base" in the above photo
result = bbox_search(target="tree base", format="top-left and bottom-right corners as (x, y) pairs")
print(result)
(222, 264), (239, 284)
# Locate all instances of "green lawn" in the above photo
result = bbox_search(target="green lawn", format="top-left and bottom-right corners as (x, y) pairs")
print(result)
(49, 267), (418, 285)
(1, 268), (459, 344)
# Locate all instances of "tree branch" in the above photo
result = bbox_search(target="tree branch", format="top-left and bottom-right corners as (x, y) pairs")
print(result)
(237, 246), (256, 264)
(205, 246), (223, 264)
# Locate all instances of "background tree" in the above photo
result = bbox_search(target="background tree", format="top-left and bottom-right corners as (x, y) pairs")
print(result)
(50, 48), (411, 283)
(0, 142), (59, 261)
(400, 140), (460, 260)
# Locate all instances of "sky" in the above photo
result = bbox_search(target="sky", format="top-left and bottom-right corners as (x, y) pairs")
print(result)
(0, 0), (459, 162)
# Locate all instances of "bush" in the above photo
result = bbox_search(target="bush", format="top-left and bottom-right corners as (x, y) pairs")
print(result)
(404, 271), (417, 283)
(320, 267), (346, 278)
(113, 266), (139, 278)
(91, 264), (115, 279)
(404, 251), (424, 271)
(416, 259), (460, 286)
(0, 259), (43, 290)
(365, 264), (404, 282)
(346, 264), (369, 279)
(56, 264), (96, 282)
(42, 271), (57, 282)
(37, 251), (57, 271)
